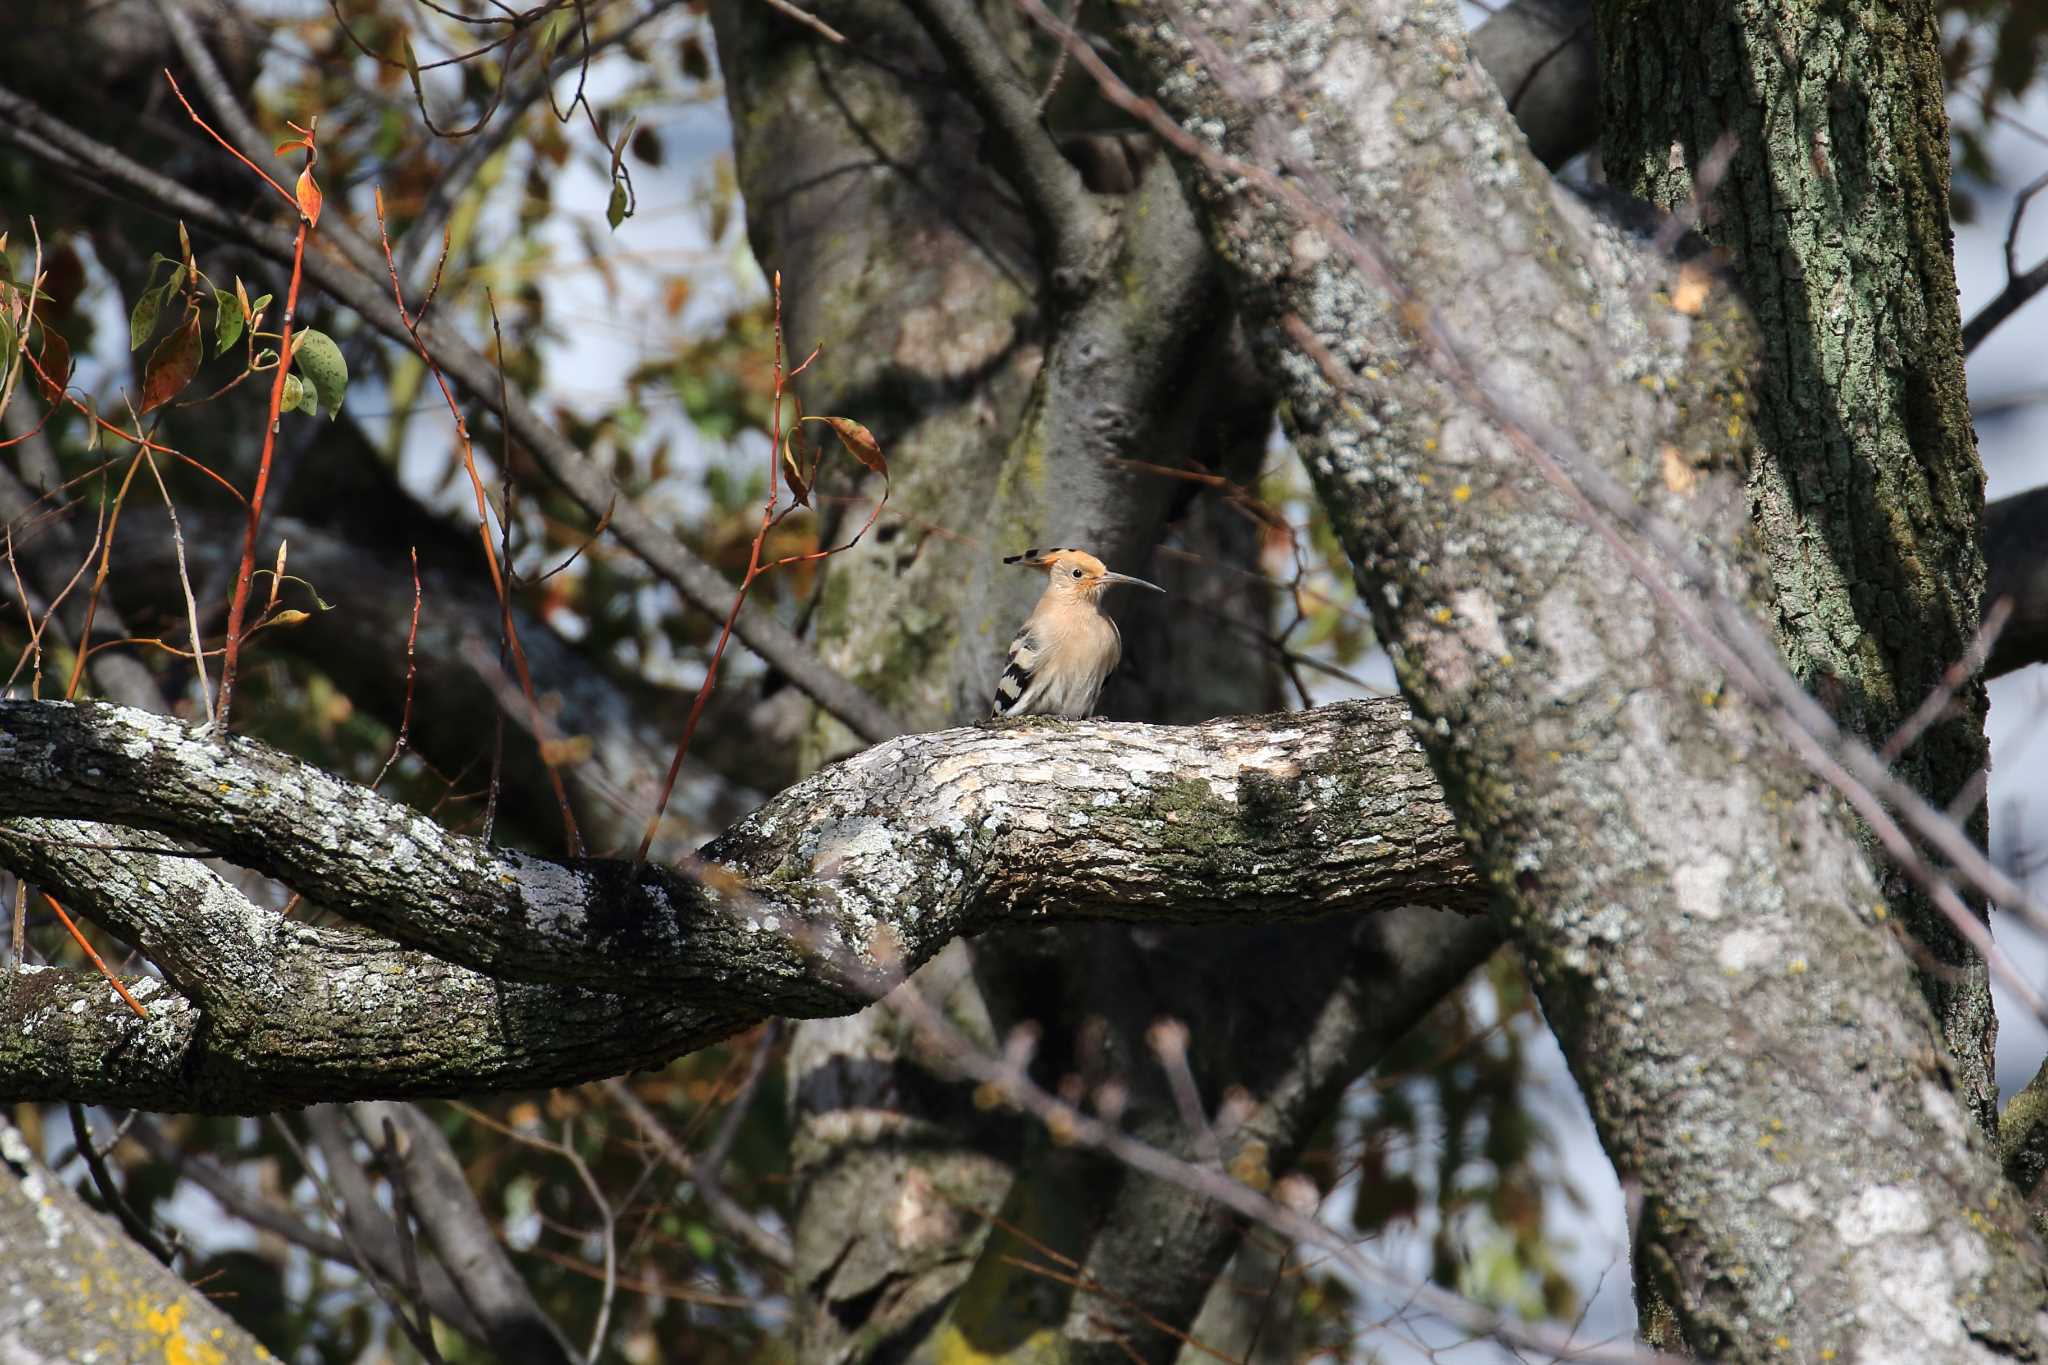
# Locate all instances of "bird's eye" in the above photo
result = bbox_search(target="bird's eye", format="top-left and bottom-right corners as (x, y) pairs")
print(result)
(1070, 567), (1083, 578)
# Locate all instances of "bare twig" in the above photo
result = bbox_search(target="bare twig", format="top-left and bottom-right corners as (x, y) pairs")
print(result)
(135, 447), (213, 721)
(600, 1033), (794, 1271)
(1146, 1017), (1221, 1169)
(67, 1102), (175, 1265)
(1964, 169), (2048, 354)
(633, 274), (889, 863)
(42, 893), (148, 1018)
(757, 0), (847, 43)
(372, 547), (424, 788)
(271, 1114), (448, 1363)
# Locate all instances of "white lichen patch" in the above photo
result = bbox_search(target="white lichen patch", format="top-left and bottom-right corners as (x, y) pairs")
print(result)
(1765, 1181), (1818, 1218)
(1532, 586), (1606, 699)
(1917, 1080), (1969, 1148)
(1672, 854), (1731, 921)
(1716, 926), (1779, 974)
(1836, 1185), (1931, 1246)
(1451, 589), (1507, 658)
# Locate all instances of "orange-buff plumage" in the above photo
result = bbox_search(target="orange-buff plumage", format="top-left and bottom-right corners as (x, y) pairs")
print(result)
(989, 548), (1163, 719)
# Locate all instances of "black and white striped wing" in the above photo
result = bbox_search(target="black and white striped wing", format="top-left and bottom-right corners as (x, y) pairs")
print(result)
(990, 624), (1044, 717)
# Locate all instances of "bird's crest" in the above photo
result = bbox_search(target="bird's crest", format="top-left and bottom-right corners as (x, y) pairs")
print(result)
(1005, 547), (1106, 578)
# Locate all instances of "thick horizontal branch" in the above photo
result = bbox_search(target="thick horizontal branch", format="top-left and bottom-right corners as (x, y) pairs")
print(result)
(0, 821), (755, 1108)
(0, 699), (1483, 1107)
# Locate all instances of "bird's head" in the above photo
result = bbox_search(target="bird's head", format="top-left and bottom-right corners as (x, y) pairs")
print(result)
(1004, 547), (1164, 601)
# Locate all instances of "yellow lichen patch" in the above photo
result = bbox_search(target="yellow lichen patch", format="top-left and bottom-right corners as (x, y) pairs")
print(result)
(1452, 483), (1471, 502)
(1432, 607), (1454, 624)
(136, 1297), (229, 1365)
(143, 1301), (186, 1336)
(1228, 1139), (1273, 1192)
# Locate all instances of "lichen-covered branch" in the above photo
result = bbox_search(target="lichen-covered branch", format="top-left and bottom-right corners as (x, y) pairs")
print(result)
(1110, 0), (2048, 1356)
(0, 1118), (273, 1363)
(0, 698), (1483, 1109)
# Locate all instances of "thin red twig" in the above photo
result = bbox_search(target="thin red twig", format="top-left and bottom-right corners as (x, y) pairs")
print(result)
(372, 190), (581, 853)
(42, 894), (149, 1019)
(162, 71), (293, 204)
(214, 218), (305, 729)
(632, 272), (888, 864)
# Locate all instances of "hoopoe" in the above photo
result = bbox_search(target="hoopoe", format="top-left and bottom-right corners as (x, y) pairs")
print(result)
(989, 548), (1163, 719)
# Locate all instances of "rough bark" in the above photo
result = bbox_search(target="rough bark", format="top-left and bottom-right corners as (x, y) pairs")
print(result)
(1598, 0), (1999, 1134)
(0, 1117), (275, 1363)
(1110, 0), (2048, 1357)
(0, 697), (1482, 1109)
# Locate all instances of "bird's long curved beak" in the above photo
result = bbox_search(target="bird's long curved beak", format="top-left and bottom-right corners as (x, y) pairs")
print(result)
(1101, 571), (1165, 593)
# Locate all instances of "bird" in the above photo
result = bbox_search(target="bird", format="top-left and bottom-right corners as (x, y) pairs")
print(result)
(989, 547), (1164, 719)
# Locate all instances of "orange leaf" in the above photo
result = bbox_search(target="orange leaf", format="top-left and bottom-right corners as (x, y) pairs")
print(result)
(34, 327), (70, 404)
(140, 311), (202, 413)
(803, 415), (887, 478)
(295, 166), (323, 227)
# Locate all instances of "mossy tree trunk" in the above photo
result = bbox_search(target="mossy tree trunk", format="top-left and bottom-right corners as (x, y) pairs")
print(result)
(1598, 0), (1997, 1130)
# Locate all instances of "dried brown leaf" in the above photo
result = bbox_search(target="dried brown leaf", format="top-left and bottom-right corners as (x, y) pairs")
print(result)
(140, 311), (202, 413)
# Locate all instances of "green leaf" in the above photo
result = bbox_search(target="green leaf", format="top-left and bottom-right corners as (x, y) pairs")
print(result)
(213, 288), (244, 355)
(683, 1221), (718, 1262)
(129, 287), (162, 351)
(279, 373), (305, 415)
(606, 180), (628, 230)
(290, 327), (348, 419)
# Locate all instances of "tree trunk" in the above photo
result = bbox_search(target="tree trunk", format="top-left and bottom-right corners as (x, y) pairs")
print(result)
(1597, 0), (1998, 1134)
(1109, 0), (2048, 1356)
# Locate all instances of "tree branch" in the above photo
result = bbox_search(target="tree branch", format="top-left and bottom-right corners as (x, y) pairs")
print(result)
(903, 0), (1106, 291)
(1, 698), (1479, 992)
(1986, 482), (2048, 681)
(0, 1118), (274, 1363)
(347, 1102), (582, 1365)
(124, 1112), (494, 1342)
(0, 697), (1485, 1109)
